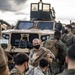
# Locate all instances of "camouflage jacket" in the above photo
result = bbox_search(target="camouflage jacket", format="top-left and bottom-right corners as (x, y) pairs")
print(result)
(61, 33), (75, 47)
(43, 39), (68, 57)
(57, 40), (68, 57)
(29, 47), (55, 67)
(10, 65), (34, 75)
(43, 39), (68, 74)
(57, 69), (75, 75)
(34, 66), (53, 75)
(10, 67), (24, 75)
(34, 66), (44, 75)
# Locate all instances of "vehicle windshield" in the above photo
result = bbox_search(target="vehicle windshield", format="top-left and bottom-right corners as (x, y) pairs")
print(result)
(37, 22), (54, 30)
(16, 21), (34, 29)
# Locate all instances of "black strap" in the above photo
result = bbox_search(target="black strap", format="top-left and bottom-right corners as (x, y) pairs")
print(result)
(35, 50), (45, 62)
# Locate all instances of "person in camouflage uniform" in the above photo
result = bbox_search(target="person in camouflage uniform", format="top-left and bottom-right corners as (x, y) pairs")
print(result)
(61, 25), (75, 48)
(0, 47), (9, 75)
(61, 25), (75, 72)
(57, 44), (75, 75)
(10, 53), (34, 75)
(29, 38), (55, 75)
(29, 38), (55, 67)
(34, 59), (49, 75)
(43, 30), (68, 57)
(43, 30), (68, 74)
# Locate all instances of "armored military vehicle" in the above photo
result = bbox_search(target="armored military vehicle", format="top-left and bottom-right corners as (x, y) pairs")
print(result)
(1, 21), (55, 53)
(0, 20), (12, 38)
(1, 1), (63, 69)
(1, 0), (57, 52)
(30, 0), (55, 21)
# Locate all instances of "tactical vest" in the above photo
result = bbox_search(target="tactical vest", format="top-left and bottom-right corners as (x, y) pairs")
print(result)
(32, 48), (48, 67)
(44, 39), (59, 57)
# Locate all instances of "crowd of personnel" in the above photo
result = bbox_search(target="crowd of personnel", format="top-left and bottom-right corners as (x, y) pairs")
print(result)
(0, 24), (75, 75)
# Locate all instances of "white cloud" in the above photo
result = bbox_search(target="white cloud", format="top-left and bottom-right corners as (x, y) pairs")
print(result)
(0, 0), (75, 24)
(0, 11), (28, 25)
(26, 0), (75, 24)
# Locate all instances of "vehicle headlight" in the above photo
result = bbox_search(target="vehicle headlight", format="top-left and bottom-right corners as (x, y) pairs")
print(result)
(2, 34), (9, 39)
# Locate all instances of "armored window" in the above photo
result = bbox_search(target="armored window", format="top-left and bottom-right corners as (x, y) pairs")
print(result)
(31, 3), (38, 11)
(43, 4), (50, 12)
(16, 21), (34, 29)
(37, 21), (54, 30)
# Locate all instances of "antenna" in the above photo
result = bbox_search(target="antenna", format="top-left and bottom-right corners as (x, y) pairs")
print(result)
(40, 0), (42, 2)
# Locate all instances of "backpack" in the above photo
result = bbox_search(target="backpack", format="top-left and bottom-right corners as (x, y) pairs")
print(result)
(43, 39), (58, 57)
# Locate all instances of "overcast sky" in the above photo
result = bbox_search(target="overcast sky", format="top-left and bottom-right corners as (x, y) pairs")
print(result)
(0, 0), (75, 25)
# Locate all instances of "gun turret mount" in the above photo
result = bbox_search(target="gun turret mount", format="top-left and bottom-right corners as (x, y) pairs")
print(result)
(40, 0), (42, 2)
(30, 0), (55, 21)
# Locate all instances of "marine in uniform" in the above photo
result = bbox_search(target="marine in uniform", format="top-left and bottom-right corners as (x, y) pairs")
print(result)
(43, 30), (67, 74)
(29, 38), (55, 67)
(57, 44), (75, 75)
(10, 53), (34, 75)
(61, 25), (75, 48)
(29, 38), (55, 75)
(10, 65), (34, 75)
(34, 59), (49, 75)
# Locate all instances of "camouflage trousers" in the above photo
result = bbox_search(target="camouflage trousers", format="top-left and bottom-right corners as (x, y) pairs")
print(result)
(43, 67), (52, 75)
(49, 60), (60, 75)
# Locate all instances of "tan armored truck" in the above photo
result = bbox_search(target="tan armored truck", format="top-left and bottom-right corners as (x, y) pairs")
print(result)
(1, 1), (63, 68)
(0, 20), (12, 38)
(1, 0), (58, 53)
(0, 0), (63, 71)
(1, 21), (55, 53)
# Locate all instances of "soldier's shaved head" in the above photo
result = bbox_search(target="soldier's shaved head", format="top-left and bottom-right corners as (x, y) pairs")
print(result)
(32, 38), (41, 46)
